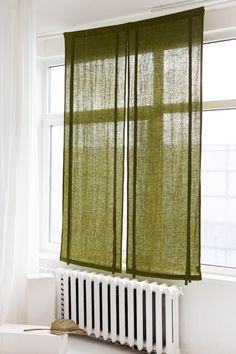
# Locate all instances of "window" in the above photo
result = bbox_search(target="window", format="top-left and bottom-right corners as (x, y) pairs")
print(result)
(49, 124), (64, 244)
(42, 38), (236, 272)
(40, 59), (64, 254)
(48, 65), (65, 114)
(202, 39), (236, 269)
(48, 65), (64, 247)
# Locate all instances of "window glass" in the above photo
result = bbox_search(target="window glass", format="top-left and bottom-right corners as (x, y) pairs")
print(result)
(49, 125), (64, 243)
(201, 109), (236, 268)
(46, 40), (236, 271)
(164, 47), (188, 104)
(203, 39), (236, 101)
(74, 53), (154, 112)
(49, 65), (65, 114)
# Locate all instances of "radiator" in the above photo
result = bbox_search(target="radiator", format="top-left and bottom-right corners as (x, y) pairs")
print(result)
(55, 269), (181, 354)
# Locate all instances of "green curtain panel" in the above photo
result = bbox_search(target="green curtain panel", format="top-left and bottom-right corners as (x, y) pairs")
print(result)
(126, 8), (204, 283)
(60, 27), (127, 271)
(60, 7), (204, 282)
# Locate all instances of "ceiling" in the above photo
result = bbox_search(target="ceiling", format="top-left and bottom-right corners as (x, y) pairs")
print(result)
(36, 0), (193, 35)
(36, 0), (236, 36)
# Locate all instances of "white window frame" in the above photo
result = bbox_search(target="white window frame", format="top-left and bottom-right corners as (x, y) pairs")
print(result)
(40, 55), (64, 254)
(38, 30), (236, 280)
(201, 35), (236, 275)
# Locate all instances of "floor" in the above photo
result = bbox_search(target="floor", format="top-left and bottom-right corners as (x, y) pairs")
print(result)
(68, 335), (146, 354)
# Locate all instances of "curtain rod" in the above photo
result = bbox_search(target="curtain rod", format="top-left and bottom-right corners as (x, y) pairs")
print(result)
(37, 0), (236, 39)
(150, 0), (236, 12)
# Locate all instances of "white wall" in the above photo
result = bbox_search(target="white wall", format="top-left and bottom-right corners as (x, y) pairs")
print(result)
(37, 5), (236, 354)
(37, 4), (236, 57)
(180, 277), (236, 354)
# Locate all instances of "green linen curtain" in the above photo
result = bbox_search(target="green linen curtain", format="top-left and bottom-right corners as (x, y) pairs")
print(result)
(126, 8), (204, 282)
(60, 7), (204, 282)
(60, 28), (127, 271)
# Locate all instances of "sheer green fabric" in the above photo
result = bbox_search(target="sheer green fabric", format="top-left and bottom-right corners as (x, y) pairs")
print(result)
(126, 8), (204, 282)
(60, 28), (127, 271)
(60, 7), (204, 281)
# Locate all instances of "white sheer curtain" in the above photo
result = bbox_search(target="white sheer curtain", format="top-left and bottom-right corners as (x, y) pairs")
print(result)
(0, 0), (39, 324)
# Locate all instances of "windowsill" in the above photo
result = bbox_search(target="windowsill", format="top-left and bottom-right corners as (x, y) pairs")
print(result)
(39, 252), (236, 284)
(201, 264), (236, 283)
(39, 252), (59, 261)
(202, 272), (236, 283)
(39, 252), (62, 270)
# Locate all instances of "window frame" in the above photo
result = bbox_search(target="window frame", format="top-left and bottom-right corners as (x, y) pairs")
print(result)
(40, 55), (64, 254)
(201, 37), (236, 270)
(38, 32), (236, 279)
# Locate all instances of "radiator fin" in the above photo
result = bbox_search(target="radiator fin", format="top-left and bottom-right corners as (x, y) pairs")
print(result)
(56, 269), (180, 354)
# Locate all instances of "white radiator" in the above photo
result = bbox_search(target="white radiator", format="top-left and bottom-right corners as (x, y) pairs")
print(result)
(55, 269), (181, 354)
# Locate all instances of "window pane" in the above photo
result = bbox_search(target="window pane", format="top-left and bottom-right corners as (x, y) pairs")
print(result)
(164, 47), (188, 104)
(201, 109), (236, 268)
(201, 148), (226, 170)
(49, 65), (65, 114)
(202, 172), (226, 196)
(229, 172), (236, 196)
(74, 53), (153, 112)
(203, 39), (236, 101)
(49, 125), (64, 243)
(202, 110), (236, 145)
(229, 150), (236, 169)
